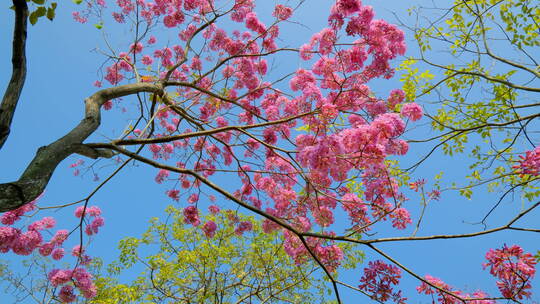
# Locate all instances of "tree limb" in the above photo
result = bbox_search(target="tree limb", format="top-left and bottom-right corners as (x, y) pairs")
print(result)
(0, 83), (163, 212)
(0, 0), (28, 149)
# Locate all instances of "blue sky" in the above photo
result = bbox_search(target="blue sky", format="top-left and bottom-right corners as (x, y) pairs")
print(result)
(0, 0), (538, 303)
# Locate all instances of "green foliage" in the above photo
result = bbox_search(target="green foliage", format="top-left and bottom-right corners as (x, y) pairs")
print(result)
(90, 206), (353, 304)
(28, 1), (56, 25)
(401, 0), (540, 201)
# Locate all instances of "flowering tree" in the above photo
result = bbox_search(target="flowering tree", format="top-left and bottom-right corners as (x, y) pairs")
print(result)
(0, 0), (538, 303)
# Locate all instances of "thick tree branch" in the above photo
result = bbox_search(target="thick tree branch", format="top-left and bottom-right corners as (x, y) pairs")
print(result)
(0, 83), (163, 212)
(0, 0), (28, 149)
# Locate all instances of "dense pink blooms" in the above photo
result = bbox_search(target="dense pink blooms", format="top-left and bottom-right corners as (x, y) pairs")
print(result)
(183, 206), (200, 226)
(72, 245), (84, 257)
(62, 1), (434, 301)
(1, 198), (37, 225)
(75, 205), (102, 218)
(234, 221), (253, 235)
(336, 0), (361, 16)
(514, 146), (540, 176)
(141, 55), (153, 65)
(129, 42), (143, 53)
(484, 245), (536, 299)
(401, 102), (423, 121)
(208, 205), (220, 214)
(48, 269), (72, 286)
(417, 275), (495, 304)
(52, 248), (65, 260)
(166, 189), (180, 201)
(273, 5), (293, 20)
(389, 208), (412, 229)
(52, 230), (69, 244)
(202, 220), (217, 238)
(359, 260), (406, 303)
(86, 217), (105, 235)
(188, 193), (199, 203)
(155, 169), (170, 183)
(59, 285), (77, 303)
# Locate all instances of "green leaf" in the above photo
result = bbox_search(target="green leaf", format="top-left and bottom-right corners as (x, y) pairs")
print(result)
(32, 0), (45, 4)
(46, 7), (55, 21)
(72, 0), (83, 4)
(29, 11), (38, 25)
(35, 6), (46, 17)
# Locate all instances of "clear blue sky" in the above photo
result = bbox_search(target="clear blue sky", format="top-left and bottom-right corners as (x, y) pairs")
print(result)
(0, 0), (538, 303)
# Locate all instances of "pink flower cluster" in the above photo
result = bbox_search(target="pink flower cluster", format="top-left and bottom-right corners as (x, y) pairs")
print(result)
(401, 103), (423, 121)
(484, 244), (536, 299)
(513, 146), (540, 176)
(75, 205), (105, 236)
(48, 267), (97, 301)
(234, 221), (253, 235)
(0, 196), (101, 302)
(0, 197), (67, 257)
(416, 245), (535, 304)
(84, 0), (419, 275)
(359, 260), (406, 304)
(417, 275), (494, 304)
(183, 205), (200, 226)
(202, 220), (217, 238)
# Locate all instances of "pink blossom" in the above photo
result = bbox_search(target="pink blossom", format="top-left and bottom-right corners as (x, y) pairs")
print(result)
(388, 89), (405, 107)
(183, 206), (200, 226)
(208, 205), (220, 214)
(72, 245), (84, 257)
(359, 260), (405, 303)
(52, 248), (65, 260)
(514, 146), (540, 176)
(390, 208), (412, 230)
(147, 35), (156, 44)
(48, 269), (72, 286)
(52, 229), (69, 245)
(316, 244), (343, 272)
(58, 285), (77, 303)
(85, 217), (105, 236)
(74, 206), (86, 218)
(299, 44), (313, 60)
(484, 245), (536, 299)
(234, 221), (253, 235)
(188, 193), (199, 203)
(129, 42), (143, 53)
(417, 275), (495, 304)
(72, 12), (88, 23)
(39, 242), (54, 256)
(141, 55), (153, 65)
(401, 103), (423, 121)
(245, 12), (266, 34)
(28, 217), (56, 231)
(84, 206), (100, 217)
(273, 5), (293, 20)
(155, 169), (170, 184)
(336, 0), (361, 16)
(202, 220), (217, 238)
(112, 12), (125, 23)
(73, 268), (97, 298)
(166, 189), (180, 201)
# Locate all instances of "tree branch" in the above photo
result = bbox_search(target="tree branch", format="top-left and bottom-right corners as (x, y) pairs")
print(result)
(0, 83), (163, 212)
(0, 0), (28, 149)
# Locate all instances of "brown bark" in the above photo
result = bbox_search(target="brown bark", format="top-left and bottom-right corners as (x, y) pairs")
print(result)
(0, 0), (28, 149)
